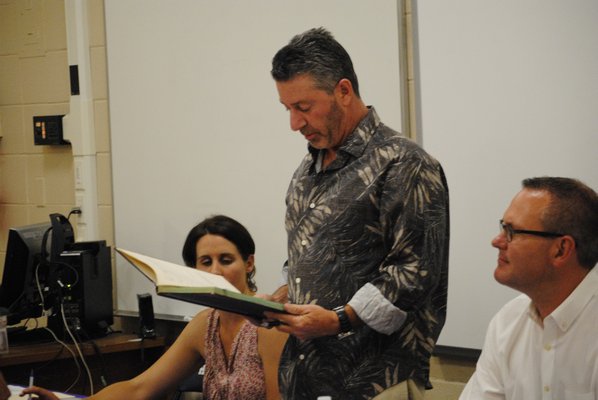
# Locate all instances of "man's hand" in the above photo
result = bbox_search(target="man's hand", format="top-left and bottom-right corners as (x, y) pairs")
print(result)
(264, 303), (340, 340)
(245, 291), (286, 328)
(270, 284), (289, 304)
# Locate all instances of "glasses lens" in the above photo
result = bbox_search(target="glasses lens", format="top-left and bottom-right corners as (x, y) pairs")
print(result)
(500, 221), (512, 242)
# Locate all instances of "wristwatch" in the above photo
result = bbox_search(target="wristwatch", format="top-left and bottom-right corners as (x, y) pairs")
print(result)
(333, 305), (354, 338)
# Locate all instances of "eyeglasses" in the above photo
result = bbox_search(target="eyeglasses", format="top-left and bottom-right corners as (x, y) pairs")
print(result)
(499, 220), (564, 243)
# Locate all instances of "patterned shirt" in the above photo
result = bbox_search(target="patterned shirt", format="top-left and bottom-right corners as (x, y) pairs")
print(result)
(279, 108), (450, 399)
(203, 310), (266, 400)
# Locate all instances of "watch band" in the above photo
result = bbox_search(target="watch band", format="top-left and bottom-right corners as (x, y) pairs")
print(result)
(333, 305), (353, 333)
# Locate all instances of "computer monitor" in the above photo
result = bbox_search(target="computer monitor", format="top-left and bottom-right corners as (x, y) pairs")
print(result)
(0, 222), (52, 325)
(1, 216), (113, 339)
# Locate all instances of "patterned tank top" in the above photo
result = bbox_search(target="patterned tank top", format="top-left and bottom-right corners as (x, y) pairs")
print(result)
(203, 309), (266, 400)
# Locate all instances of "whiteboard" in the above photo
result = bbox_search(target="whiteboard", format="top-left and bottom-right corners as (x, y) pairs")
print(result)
(416, 0), (598, 349)
(105, 0), (403, 320)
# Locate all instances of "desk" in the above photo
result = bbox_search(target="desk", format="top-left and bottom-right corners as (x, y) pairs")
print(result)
(0, 333), (165, 395)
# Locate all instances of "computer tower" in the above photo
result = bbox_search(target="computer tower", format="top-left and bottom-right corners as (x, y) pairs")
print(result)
(48, 240), (113, 338)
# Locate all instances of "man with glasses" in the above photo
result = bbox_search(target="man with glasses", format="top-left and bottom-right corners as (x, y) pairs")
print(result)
(264, 27), (449, 399)
(460, 177), (598, 400)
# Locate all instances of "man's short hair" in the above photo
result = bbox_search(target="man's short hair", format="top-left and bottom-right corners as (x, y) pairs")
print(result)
(271, 27), (361, 97)
(522, 177), (598, 269)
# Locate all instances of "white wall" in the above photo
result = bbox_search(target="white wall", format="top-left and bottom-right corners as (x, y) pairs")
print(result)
(104, 0), (404, 319)
(105, 0), (598, 350)
(416, 0), (598, 349)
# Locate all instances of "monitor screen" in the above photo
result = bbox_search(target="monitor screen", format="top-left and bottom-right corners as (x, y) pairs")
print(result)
(0, 222), (51, 325)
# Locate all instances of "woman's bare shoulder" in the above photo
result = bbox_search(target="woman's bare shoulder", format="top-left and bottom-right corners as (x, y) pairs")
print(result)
(257, 325), (288, 345)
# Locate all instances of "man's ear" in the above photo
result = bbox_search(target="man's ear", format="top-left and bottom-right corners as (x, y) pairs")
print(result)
(553, 235), (576, 266)
(336, 78), (354, 104)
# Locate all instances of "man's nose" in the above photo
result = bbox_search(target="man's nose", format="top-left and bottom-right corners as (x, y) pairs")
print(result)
(289, 110), (306, 131)
(491, 233), (507, 249)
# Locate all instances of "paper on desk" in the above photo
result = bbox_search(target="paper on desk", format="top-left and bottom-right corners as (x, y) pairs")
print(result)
(7, 385), (80, 399)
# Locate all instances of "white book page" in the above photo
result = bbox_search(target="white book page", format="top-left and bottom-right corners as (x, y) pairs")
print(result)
(119, 249), (240, 293)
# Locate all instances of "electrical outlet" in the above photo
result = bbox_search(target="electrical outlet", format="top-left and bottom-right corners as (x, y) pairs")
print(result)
(33, 115), (70, 145)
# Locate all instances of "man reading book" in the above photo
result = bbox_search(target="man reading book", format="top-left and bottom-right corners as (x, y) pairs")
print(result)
(264, 27), (450, 400)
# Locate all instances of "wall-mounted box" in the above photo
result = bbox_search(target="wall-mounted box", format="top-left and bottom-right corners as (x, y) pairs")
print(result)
(33, 115), (70, 146)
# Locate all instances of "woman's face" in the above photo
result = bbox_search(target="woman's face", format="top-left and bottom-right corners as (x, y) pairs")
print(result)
(194, 234), (254, 294)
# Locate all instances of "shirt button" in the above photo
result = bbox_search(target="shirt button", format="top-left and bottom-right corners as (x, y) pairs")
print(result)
(544, 344), (552, 351)
(301, 239), (307, 246)
(309, 202), (316, 209)
(544, 385), (550, 392)
(295, 277), (301, 284)
(299, 354), (305, 360)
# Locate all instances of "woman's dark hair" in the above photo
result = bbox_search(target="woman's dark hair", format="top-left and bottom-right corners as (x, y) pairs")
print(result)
(181, 215), (257, 292)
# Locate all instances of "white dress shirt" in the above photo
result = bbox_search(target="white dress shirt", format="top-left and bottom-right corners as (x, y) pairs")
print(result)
(460, 267), (598, 400)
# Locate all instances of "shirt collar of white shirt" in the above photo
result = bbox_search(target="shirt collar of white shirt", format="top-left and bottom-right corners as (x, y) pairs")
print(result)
(527, 266), (598, 331)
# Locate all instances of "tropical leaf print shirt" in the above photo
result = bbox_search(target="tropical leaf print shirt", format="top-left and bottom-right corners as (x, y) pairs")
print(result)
(279, 108), (450, 399)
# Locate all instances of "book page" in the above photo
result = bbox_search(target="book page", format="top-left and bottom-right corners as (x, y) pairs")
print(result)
(117, 249), (240, 293)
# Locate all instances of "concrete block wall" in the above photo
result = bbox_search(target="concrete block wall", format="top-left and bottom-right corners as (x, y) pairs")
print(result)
(0, 0), (115, 273)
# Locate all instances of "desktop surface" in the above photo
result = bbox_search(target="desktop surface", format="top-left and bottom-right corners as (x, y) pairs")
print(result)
(0, 333), (165, 395)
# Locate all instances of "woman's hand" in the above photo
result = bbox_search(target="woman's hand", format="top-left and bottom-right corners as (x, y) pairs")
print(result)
(20, 386), (61, 400)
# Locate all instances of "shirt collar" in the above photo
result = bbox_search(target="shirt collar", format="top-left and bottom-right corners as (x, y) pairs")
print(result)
(308, 106), (380, 170)
(534, 267), (598, 331)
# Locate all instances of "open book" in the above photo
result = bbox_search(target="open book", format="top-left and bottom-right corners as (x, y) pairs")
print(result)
(116, 248), (286, 320)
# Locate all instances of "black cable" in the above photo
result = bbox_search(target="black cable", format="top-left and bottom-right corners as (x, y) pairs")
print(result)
(89, 339), (109, 388)
(140, 338), (146, 364)
(35, 342), (67, 370)
(53, 261), (80, 291)
(106, 325), (118, 334)
(40, 326), (83, 394)
(67, 208), (82, 220)
(59, 301), (93, 395)
(40, 226), (53, 263)
(6, 291), (25, 313)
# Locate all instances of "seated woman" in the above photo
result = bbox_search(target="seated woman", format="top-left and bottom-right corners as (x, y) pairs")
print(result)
(24, 215), (288, 400)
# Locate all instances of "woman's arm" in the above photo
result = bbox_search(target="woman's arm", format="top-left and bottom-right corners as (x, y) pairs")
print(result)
(23, 311), (210, 400)
(258, 327), (288, 400)
(88, 310), (209, 399)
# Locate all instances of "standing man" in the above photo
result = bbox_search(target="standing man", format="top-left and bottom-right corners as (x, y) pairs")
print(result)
(265, 28), (450, 399)
(460, 177), (598, 399)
